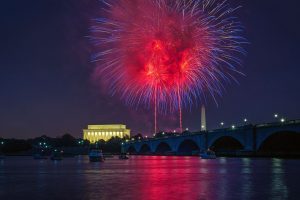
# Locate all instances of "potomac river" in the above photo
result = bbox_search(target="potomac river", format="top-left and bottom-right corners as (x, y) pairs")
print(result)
(0, 156), (300, 200)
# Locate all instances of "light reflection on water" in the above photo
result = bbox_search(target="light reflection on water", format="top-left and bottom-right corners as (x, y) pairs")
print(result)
(0, 156), (299, 200)
(271, 159), (288, 200)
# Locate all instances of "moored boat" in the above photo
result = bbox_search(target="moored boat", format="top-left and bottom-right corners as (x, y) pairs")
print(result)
(33, 149), (48, 160)
(50, 149), (63, 161)
(119, 153), (129, 160)
(89, 149), (104, 162)
(200, 149), (217, 159)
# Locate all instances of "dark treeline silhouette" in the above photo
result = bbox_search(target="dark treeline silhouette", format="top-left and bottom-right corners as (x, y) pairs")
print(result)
(0, 134), (129, 154)
(0, 134), (83, 154)
(91, 136), (128, 153)
(0, 138), (31, 154)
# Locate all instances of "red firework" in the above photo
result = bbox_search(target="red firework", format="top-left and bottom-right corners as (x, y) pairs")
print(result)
(91, 0), (246, 133)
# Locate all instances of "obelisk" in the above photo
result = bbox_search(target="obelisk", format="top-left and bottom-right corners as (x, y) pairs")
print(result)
(201, 105), (207, 131)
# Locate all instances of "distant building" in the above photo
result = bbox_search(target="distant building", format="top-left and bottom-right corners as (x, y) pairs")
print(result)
(83, 124), (130, 143)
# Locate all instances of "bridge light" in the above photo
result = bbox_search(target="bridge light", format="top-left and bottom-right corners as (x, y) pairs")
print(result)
(280, 118), (285, 123)
(274, 114), (278, 118)
(232, 125), (235, 129)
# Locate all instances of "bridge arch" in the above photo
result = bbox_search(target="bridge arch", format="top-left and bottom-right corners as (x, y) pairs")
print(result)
(139, 143), (151, 154)
(177, 139), (200, 155)
(209, 136), (244, 152)
(258, 131), (300, 154)
(155, 142), (172, 154)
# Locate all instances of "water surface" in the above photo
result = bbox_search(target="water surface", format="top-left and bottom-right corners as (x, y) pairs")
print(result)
(0, 156), (299, 200)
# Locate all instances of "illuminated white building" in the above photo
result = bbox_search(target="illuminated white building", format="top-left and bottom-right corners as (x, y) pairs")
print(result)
(83, 124), (130, 143)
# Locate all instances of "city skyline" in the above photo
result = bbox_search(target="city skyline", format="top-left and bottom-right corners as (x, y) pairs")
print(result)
(0, 0), (299, 138)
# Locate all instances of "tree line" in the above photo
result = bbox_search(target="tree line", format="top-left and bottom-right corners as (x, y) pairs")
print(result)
(0, 134), (130, 154)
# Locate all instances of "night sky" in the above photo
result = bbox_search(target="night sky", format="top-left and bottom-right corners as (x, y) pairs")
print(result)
(0, 0), (299, 139)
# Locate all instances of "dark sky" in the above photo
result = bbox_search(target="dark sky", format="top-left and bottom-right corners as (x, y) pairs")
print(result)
(0, 0), (299, 139)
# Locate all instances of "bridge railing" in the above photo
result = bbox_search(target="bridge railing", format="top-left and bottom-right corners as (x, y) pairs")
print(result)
(256, 119), (300, 128)
(124, 119), (300, 145)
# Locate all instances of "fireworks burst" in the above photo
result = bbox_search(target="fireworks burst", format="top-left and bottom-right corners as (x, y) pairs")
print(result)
(90, 0), (247, 132)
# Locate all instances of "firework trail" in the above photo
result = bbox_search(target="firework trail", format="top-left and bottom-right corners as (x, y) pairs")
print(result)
(90, 0), (247, 133)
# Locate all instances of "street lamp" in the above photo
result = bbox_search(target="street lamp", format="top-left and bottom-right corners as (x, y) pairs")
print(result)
(244, 118), (248, 123)
(232, 125), (236, 129)
(280, 118), (285, 123)
(220, 122), (224, 126)
(274, 114), (279, 118)
(185, 128), (189, 131)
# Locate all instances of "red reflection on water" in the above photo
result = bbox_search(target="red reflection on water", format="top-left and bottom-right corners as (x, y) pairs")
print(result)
(136, 156), (215, 200)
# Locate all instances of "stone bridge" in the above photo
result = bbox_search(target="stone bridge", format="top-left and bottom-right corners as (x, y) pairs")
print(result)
(122, 120), (300, 155)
